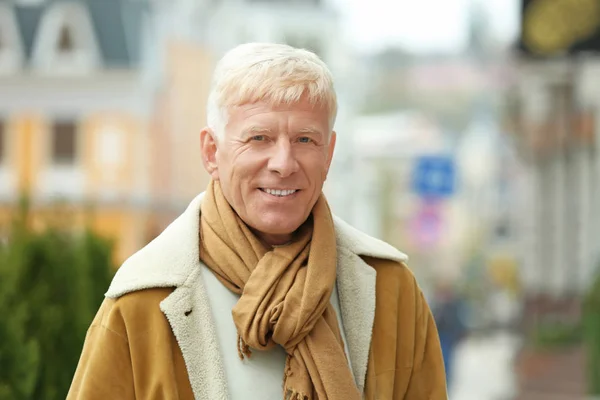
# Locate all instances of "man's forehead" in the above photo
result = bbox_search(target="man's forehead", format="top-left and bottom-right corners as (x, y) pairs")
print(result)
(231, 98), (328, 115)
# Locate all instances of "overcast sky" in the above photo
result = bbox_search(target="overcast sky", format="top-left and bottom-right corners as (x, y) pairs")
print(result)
(329, 0), (521, 54)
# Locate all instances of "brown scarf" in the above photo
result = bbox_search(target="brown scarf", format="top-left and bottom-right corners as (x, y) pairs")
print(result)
(199, 180), (360, 400)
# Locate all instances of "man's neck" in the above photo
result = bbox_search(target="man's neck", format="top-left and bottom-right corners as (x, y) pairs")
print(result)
(255, 231), (293, 247)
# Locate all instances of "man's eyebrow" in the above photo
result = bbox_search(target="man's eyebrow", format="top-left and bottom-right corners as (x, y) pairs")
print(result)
(297, 127), (324, 135)
(242, 126), (273, 135)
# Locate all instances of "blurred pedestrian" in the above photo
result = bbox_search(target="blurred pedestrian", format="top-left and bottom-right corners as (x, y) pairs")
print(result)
(67, 43), (447, 399)
(433, 282), (468, 387)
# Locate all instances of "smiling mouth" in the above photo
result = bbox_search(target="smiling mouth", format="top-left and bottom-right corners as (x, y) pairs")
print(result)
(259, 188), (299, 197)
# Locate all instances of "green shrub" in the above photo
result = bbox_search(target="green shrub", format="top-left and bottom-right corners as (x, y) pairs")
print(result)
(584, 267), (600, 395)
(531, 320), (582, 350)
(0, 203), (114, 400)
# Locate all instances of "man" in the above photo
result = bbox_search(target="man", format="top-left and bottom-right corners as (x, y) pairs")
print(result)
(68, 43), (447, 399)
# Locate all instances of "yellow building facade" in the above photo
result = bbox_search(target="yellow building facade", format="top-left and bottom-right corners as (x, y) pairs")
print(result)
(0, 1), (214, 265)
(1, 107), (149, 264)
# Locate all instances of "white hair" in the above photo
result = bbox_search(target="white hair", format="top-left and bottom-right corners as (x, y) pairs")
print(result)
(206, 43), (338, 140)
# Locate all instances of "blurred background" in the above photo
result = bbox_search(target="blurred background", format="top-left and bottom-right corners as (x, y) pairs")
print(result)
(0, 0), (599, 398)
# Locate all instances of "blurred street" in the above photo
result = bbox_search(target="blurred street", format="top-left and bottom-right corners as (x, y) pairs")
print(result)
(451, 331), (521, 400)
(2, 0), (600, 398)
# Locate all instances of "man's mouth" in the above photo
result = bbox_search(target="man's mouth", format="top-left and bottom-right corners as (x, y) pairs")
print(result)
(259, 188), (298, 197)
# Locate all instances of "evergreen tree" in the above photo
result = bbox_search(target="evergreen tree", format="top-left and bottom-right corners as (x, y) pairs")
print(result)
(584, 264), (600, 395)
(0, 202), (115, 399)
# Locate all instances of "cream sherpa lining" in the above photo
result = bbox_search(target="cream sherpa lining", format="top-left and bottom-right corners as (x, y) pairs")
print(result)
(105, 192), (408, 399)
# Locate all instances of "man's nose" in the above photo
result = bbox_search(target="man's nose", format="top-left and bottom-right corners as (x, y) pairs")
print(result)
(267, 139), (299, 177)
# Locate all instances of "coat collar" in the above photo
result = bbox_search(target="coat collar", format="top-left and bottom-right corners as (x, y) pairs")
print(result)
(105, 191), (408, 397)
(106, 191), (407, 298)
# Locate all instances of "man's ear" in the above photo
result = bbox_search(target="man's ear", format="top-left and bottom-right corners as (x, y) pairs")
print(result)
(200, 127), (219, 180)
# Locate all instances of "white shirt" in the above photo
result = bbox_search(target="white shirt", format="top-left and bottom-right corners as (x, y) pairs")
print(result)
(200, 265), (352, 400)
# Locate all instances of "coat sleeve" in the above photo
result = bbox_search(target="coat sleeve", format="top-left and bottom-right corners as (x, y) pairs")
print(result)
(403, 289), (449, 399)
(67, 299), (136, 399)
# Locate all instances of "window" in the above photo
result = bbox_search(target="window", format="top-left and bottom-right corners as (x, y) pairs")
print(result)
(97, 126), (123, 167)
(57, 25), (75, 53)
(51, 120), (77, 164)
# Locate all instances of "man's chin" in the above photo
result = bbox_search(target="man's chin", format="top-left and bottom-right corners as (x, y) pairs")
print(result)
(254, 223), (299, 237)
(249, 217), (305, 240)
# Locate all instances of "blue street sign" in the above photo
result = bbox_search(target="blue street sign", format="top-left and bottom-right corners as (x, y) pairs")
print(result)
(411, 155), (456, 198)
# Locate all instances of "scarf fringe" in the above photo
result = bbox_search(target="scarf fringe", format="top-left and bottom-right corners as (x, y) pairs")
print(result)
(285, 388), (309, 400)
(284, 355), (293, 377)
(237, 333), (252, 360)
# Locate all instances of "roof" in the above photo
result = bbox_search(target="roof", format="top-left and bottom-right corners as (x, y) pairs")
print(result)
(13, 0), (148, 68)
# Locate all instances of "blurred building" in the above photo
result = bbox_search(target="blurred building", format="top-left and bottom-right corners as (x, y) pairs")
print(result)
(350, 111), (455, 288)
(0, 0), (155, 263)
(350, 40), (519, 297)
(0, 0), (357, 264)
(511, 0), (600, 306)
(142, 0), (216, 238)
(511, 61), (598, 299)
(507, 1), (600, 396)
(509, 63), (599, 396)
(0, 0), (227, 263)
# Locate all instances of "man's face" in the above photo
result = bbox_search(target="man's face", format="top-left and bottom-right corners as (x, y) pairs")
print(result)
(200, 98), (336, 245)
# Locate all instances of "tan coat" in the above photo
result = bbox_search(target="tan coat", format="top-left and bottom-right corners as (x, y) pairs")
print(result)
(68, 193), (448, 399)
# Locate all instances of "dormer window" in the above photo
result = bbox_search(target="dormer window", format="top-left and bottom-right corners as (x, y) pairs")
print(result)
(31, 2), (101, 74)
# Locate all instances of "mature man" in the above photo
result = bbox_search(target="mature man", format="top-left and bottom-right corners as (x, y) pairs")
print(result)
(68, 43), (447, 399)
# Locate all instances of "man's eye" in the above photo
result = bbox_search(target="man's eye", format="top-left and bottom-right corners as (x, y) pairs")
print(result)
(251, 135), (266, 141)
(298, 137), (312, 143)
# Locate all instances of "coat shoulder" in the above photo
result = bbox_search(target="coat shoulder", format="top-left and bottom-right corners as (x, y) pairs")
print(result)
(366, 257), (420, 293)
(333, 216), (409, 263)
(92, 288), (175, 339)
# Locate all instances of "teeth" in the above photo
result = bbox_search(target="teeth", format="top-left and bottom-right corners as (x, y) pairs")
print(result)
(263, 188), (297, 197)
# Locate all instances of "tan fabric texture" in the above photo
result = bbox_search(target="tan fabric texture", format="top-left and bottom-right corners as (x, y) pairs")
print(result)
(363, 257), (448, 399)
(199, 180), (360, 400)
(67, 288), (195, 400)
(67, 186), (449, 399)
(66, 262), (447, 400)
